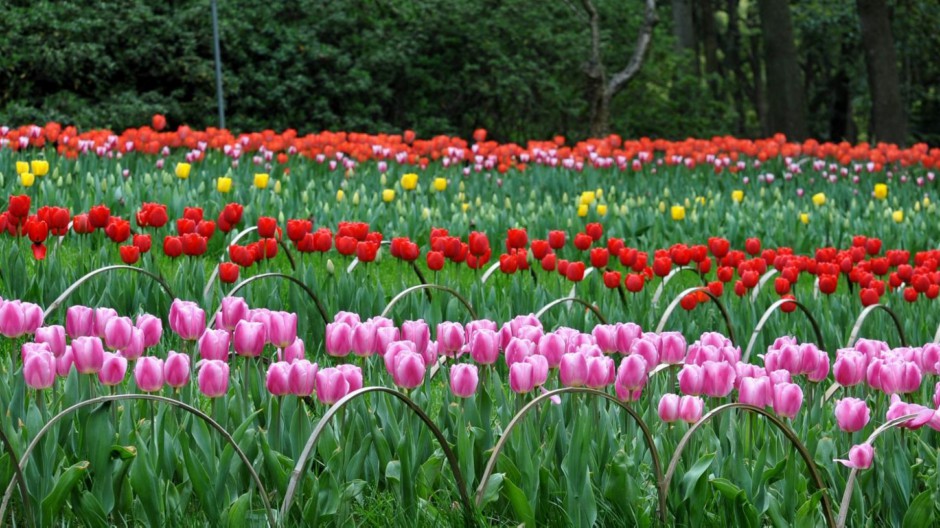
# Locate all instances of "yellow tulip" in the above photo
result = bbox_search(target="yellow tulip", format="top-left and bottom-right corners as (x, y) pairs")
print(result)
(461, 203), (470, 212)
(15, 161), (29, 174)
(401, 173), (418, 191)
(671, 205), (686, 221)
(433, 177), (447, 192)
(30, 160), (49, 177)
(732, 190), (744, 203)
(695, 197), (705, 206)
(577, 204), (588, 217)
(800, 213), (809, 224)
(873, 183), (888, 200)
(336, 189), (345, 202)
(20, 172), (35, 187)
(216, 177), (232, 193)
(175, 163), (191, 179)
(254, 173), (269, 189)
(597, 204), (608, 216)
(274, 180), (282, 194)
(383, 189), (396, 202)
(658, 201), (666, 213)
(580, 191), (596, 206)
(812, 193), (826, 206)
(892, 210), (904, 223)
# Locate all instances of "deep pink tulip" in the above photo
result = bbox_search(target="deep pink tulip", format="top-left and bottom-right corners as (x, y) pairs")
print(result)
(798, 344), (824, 375)
(807, 351), (830, 382)
(450, 364), (479, 398)
(835, 443), (874, 470)
(934, 381), (940, 409)
(615, 354), (648, 391)
(288, 360), (318, 396)
(767, 369), (792, 385)
(325, 322), (352, 357)
(505, 337), (535, 366)
(391, 351), (426, 389)
(898, 362), (922, 394)
(516, 325), (543, 345)
(104, 316), (134, 351)
(332, 311), (361, 327)
(71, 336), (105, 374)
(469, 328), (500, 365)
(565, 333), (594, 355)
(266, 311), (298, 349)
(678, 364), (704, 395)
(35, 325), (66, 357)
(660, 332), (687, 364)
(233, 321), (265, 357)
(0, 300), (28, 338)
(248, 309), (272, 340)
(66, 305), (95, 338)
(164, 351), (191, 388)
(119, 328), (145, 361)
(509, 362), (535, 393)
(525, 354), (549, 386)
(586, 356), (615, 388)
(465, 319), (498, 342)
(198, 360), (229, 397)
(678, 395), (704, 423)
(135, 314), (163, 348)
(702, 360), (736, 398)
(629, 338), (659, 368)
(922, 344), (940, 375)
(216, 297), (249, 332)
(279, 338), (305, 363)
(315, 367), (350, 404)
(375, 327), (400, 356)
(592, 324), (618, 353)
(338, 364), (363, 392)
(402, 320), (430, 354)
(351, 322), (378, 357)
(134, 356), (165, 392)
(835, 397), (870, 432)
(536, 332), (566, 368)
(266, 362), (291, 396)
(737, 376), (772, 407)
(23, 349), (55, 389)
(93, 307), (118, 338)
(658, 393), (681, 422)
(559, 353), (588, 387)
(772, 382), (803, 418)
(198, 329), (231, 361)
(615, 322), (643, 354)
(98, 352), (128, 386)
(56, 346), (74, 377)
(436, 322), (465, 357)
(169, 299), (206, 341)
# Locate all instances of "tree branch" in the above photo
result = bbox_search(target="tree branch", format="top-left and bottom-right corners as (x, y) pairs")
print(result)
(581, 0), (603, 80)
(606, 0), (658, 97)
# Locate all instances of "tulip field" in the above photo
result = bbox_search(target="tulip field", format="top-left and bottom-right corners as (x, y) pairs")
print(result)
(2, 121), (940, 527)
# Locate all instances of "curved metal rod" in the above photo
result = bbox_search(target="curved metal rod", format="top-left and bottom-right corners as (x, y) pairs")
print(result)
(208, 273), (329, 327)
(845, 304), (907, 348)
(43, 265), (175, 319)
(651, 266), (705, 306)
(279, 386), (475, 526)
(934, 320), (940, 344)
(379, 284), (478, 320)
(0, 394), (274, 527)
(0, 425), (31, 527)
(663, 402), (835, 528)
(479, 261), (502, 284)
(345, 240), (391, 273)
(534, 297), (608, 325)
(750, 269), (779, 302)
(655, 286), (736, 346)
(473, 387), (666, 523)
(836, 413), (920, 528)
(204, 227), (297, 297)
(742, 299), (826, 362)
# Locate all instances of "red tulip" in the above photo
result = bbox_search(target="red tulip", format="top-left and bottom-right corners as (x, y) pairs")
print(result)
(183, 207), (204, 222)
(287, 219), (312, 242)
(859, 287), (880, 306)
(313, 229), (332, 252)
(653, 257), (672, 277)
(176, 218), (196, 235)
(708, 237), (730, 258)
(427, 251), (444, 271)
(565, 261), (585, 282)
(219, 262), (239, 283)
(257, 216), (277, 238)
(585, 222), (603, 241)
(163, 236), (183, 257)
(336, 236), (357, 256)
(625, 273), (644, 292)
(540, 254), (556, 272)
(356, 241), (379, 262)
(120, 245), (140, 264)
(132, 234), (152, 253)
(590, 248), (609, 268)
(152, 114), (167, 131)
(707, 280), (724, 297)
(181, 233), (207, 256)
(229, 244), (254, 267)
(744, 237), (761, 256)
(819, 274), (838, 295)
(196, 220), (216, 239)
(499, 253), (518, 274)
(105, 219), (131, 243)
(222, 202), (244, 225)
(530, 239), (550, 260)
(548, 230), (566, 249)
(573, 232), (592, 251)
(468, 231), (490, 256)
(72, 213), (93, 234)
(603, 270), (621, 289)
(8, 195), (31, 218)
(89, 205), (110, 228)
(26, 218), (48, 244)
(506, 228), (528, 250)
(774, 277), (791, 295)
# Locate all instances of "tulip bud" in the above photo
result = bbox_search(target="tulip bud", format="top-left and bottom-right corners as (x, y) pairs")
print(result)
(658, 394), (681, 422)
(450, 364), (479, 398)
(164, 351), (191, 388)
(23, 349), (56, 389)
(198, 360), (229, 397)
(198, 329), (231, 361)
(134, 357), (165, 392)
(266, 362), (291, 396)
(678, 395), (705, 423)
(98, 352), (128, 386)
(315, 367), (350, 404)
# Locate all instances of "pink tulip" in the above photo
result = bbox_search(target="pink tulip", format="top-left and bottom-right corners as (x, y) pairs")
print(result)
(288, 360), (318, 396)
(615, 354), (648, 391)
(516, 325), (543, 345)
(798, 344), (824, 375)
(21, 342), (50, 363)
(21, 302), (43, 334)
(450, 364), (479, 398)
(591, 324), (617, 353)
(509, 362), (535, 393)
(565, 333), (594, 355)
(767, 369), (792, 385)
(351, 322), (378, 357)
(0, 300), (28, 338)
(93, 307), (118, 338)
(525, 355), (549, 386)
(391, 351), (426, 389)
(769, 336), (798, 351)
(233, 321), (265, 357)
(834, 397), (870, 432)
(279, 338), (305, 363)
(660, 332), (687, 364)
(104, 316), (134, 351)
(169, 300), (206, 341)
(71, 336), (105, 374)
(135, 314), (163, 348)
(198, 329), (231, 361)
(333, 311), (361, 327)
(248, 309), (272, 340)
(375, 327), (400, 355)
(469, 329), (499, 365)
(505, 337), (535, 366)
(164, 351), (191, 388)
(56, 346), (74, 377)
(436, 322), (465, 357)
(325, 322), (352, 357)
(702, 361), (736, 398)
(898, 362), (922, 394)
(807, 351), (830, 382)
(658, 394), (680, 422)
(368, 316), (394, 329)
(854, 338), (889, 360)
(934, 381), (940, 409)
(198, 360), (229, 397)
(338, 364), (363, 392)
(559, 353), (588, 387)
(216, 297), (249, 332)
(266, 362), (291, 396)
(772, 382), (803, 418)
(507, 314), (541, 336)
(678, 395), (704, 423)
(867, 359), (900, 394)
(66, 305), (95, 338)
(266, 311), (298, 349)
(465, 319), (498, 342)
(630, 338), (659, 368)
(118, 328), (145, 361)
(678, 364), (704, 395)
(98, 352), (128, 386)
(401, 320), (430, 354)
(537, 332), (566, 368)
(835, 443), (874, 470)
(699, 332), (732, 349)
(586, 356), (616, 388)
(35, 325), (66, 357)
(134, 356), (165, 392)
(23, 349), (55, 389)
(316, 367), (350, 404)
(384, 341), (416, 373)
(737, 376), (772, 407)
(615, 322), (643, 354)
(921, 344), (940, 375)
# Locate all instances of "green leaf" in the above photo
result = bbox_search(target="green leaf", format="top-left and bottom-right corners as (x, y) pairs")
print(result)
(78, 491), (110, 528)
(710, 477), (744, 501)
(41, 461), (89, 523)
(902, 490), (936, 528)
(223, 492), (252, 528)
(480, 472), (504, 506)
(503, 476), (536, 528)
(794, 490), (823, 528)
(681, 452), (716, 502)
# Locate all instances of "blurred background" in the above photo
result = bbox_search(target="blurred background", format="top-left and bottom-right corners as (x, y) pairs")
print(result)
(1, 0), (937, 144)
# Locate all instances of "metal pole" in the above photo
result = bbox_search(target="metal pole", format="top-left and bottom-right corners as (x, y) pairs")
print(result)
(211, 0), (225, 129)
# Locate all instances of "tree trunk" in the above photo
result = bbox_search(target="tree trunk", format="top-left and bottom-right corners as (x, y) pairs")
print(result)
(671, 0), (696, 52)
(700, 0), (720, 83)
(590, 92), (612, 138)
(757, 0), (808, 139)
(856, 0), (907, 145)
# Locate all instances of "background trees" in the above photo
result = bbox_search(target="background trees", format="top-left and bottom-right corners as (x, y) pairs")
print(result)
(0, 0), (936, 145)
